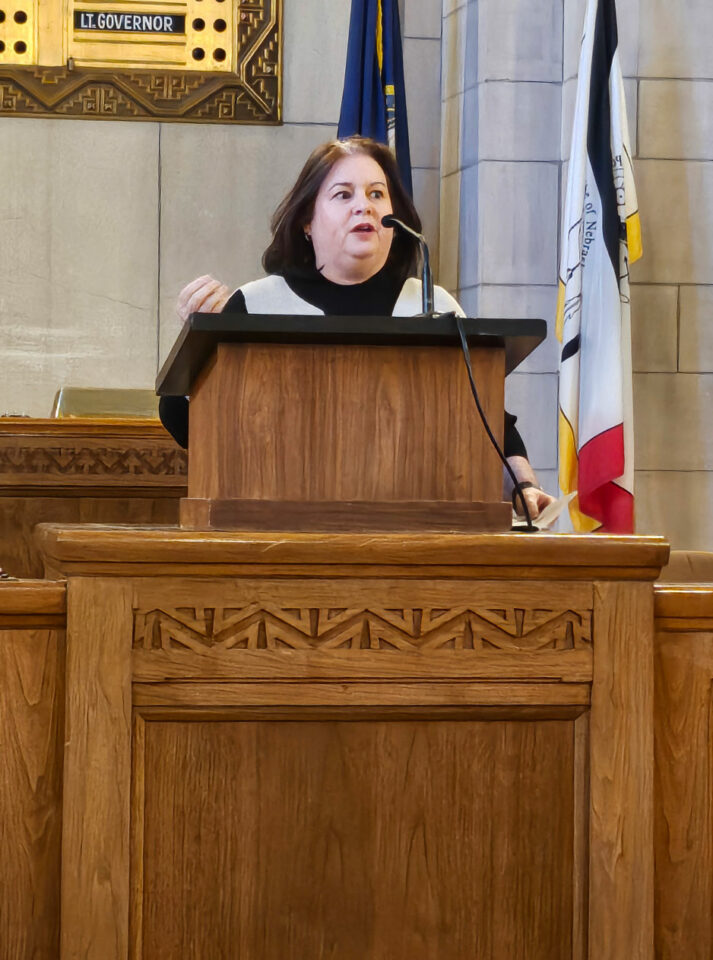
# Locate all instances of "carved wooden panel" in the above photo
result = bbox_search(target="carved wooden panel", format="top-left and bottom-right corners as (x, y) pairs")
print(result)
(0, 443), (186, 480)
(0, 420), (184, 577)
(0, 420), (186, 491)
(134, 605), (593, 653)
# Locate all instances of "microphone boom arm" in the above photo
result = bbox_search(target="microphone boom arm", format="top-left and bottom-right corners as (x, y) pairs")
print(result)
(381, 214), (435, 317)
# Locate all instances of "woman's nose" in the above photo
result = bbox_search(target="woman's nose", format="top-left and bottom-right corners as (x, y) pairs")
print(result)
(353, 192), (371, 214)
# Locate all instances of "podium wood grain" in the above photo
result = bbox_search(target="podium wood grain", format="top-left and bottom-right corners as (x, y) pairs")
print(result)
(11, 549), (713, 958)
(140, 716), (576, 960)
(33, 526), (668, 960)
(0, 419), (184, 577)
(589, 582), (654, 959)
(188, 342), (505, 503)
(654, 587), (713, 960)
(61, 578), (133, 960)
(0, 582), (65, 960)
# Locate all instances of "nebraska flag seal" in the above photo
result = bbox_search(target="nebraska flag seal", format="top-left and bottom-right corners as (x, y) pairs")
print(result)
(557, 0), (642, 533)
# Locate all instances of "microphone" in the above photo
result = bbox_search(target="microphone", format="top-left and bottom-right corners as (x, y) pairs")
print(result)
(381, 214), (435, 316)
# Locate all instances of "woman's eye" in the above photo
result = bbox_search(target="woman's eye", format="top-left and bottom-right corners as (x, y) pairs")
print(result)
(333, 190), (351, 200)
(370, 190), (384, 199)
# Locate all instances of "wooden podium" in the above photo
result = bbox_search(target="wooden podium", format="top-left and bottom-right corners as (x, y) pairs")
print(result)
(156, 313), (546, 532)
(5, 313), (668, 959)
(33, 525), (667, 960)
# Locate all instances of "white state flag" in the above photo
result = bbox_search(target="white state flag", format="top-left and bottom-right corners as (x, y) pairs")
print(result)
(557, 0), (641, 533)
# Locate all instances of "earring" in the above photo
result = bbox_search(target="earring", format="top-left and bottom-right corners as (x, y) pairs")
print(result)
(304, 231), (312, 243)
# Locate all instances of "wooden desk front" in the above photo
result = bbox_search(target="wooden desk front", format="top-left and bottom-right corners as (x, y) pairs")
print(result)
(12, 543), (713, 959)
(20, 527), (666, 960)
(0, 419), (185, 577)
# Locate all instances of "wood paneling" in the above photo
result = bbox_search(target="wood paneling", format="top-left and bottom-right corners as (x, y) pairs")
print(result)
(0, 582), (66, 960)
(139, 715), (576, 960)
(129, 576), (594, 686)
(188, 343), (505, 504)
(0, 418), (186, 492)
(35, 525), (670, 580)
(1, 495), (180, 578)
(0, 529), (670, 959)
(589, 582), (654, 959)
(61, 578), (133, 960)
(132, 679), (591, 708)
(572, 713), (590, 960)
(0, 419), (185, 577)
(179, 496), (512, 532)
(0, 629), (64, 960)
(654, 586), (713, 960)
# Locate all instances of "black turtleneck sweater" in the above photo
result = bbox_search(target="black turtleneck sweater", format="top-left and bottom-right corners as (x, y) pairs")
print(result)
(159, 266), (527, 459)
(224, 262), (404, 317)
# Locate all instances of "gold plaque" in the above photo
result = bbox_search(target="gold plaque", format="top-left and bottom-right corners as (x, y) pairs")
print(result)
(0, 0), (280, 122)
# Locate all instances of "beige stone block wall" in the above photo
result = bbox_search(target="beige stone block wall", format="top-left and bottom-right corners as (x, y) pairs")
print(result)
(624, 0), (713, 546)
(679, 286), (713, 373)
(478, 82), (561, 162)
(440, 0), (562, 484)
(631, 286), (678, 373)
(634, 374), (713, 471)
(504, 372), (559, 471)
(637, 472), (713, 549)
(0, 120), (159, 416)
(564, 0), (713, 548)
(0, 0), (443, 415)
(638, 0), (712, 79)
(403, 3), (443, 274)
(633, 161), (713, 284)
(639, 81), (713, 160)
(438, 0), (713, 546)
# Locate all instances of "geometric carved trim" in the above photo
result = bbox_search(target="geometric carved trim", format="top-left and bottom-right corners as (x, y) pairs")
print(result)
(0, 445), (187, 478)
(0, 1), (279, 123)
(133, 606), (593, 653)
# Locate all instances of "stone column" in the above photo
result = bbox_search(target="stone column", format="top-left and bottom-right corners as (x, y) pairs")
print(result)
(440, 0), (563, 490)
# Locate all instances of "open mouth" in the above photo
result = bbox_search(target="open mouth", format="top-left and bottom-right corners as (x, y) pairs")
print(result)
(351, 224), (375, 233)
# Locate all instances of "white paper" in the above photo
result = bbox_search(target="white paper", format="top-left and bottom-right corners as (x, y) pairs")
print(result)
(513, 491), (577, 530)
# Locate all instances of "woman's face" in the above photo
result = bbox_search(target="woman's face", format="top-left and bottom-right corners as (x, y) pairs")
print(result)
(306, 152), (394, 284)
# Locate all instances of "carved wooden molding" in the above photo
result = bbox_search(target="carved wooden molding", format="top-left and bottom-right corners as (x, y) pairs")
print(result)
(0, 445), (186, 479)
(133, 605), (593, 653)
(0, 0), (280, 123)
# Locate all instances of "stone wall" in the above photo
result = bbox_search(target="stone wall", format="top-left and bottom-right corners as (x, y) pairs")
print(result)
(1, 0), (711, 549)
(567, 0), (713, 547)
(440, 0), (713, 548)
(0, 0), (443, 419)
(622, 0), (713, 548)
(0, 2), (353, 417)
(439, 0), (562, 503)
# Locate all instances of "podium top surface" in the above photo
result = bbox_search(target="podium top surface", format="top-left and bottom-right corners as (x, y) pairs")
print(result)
(35, 524), (670, 581)
(156, 313), (547, 396)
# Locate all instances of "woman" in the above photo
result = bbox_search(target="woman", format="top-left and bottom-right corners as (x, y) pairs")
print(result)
(162, 136), (554, 518)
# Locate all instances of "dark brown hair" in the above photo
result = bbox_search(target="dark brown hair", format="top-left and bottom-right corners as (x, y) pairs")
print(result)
(262, 137), (422, 280)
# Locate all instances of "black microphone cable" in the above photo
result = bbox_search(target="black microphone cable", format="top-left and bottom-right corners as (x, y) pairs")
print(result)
(382, 214), (536, 531)
(453, 315), (536, 532)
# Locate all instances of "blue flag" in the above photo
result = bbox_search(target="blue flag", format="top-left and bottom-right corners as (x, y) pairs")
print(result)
(337, 0), (413, 196)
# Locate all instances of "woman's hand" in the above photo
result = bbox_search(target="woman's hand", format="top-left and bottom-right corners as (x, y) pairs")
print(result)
(176, 274), (230, 324)
(513, 483), (556, 519)
(504, 454), (556, 519)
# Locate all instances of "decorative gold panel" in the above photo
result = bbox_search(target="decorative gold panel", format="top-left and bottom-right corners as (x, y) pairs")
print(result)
(0, 0), (280, 122)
